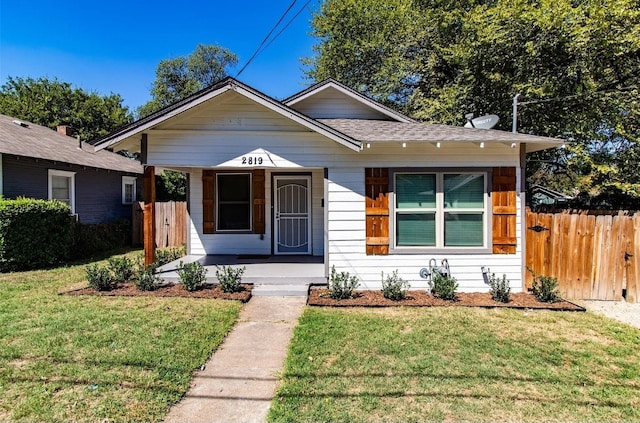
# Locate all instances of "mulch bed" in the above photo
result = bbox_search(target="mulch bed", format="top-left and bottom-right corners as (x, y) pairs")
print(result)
(63, 283), (253, 303)
(308, 287), (585, 311)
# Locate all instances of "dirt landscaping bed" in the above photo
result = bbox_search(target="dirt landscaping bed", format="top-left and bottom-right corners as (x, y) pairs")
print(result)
(63, 283), (253, 302)
(308, 287), (584, 311)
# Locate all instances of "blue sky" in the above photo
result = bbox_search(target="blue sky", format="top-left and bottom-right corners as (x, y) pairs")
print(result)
(0, 0), (321, 112)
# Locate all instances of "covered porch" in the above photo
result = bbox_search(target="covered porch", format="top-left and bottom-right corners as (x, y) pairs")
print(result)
(157, 254), (326, 296)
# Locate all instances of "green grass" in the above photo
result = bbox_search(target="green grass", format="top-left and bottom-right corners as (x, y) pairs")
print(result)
(269, 307), (640, 422)
(0, 250), (242, 422)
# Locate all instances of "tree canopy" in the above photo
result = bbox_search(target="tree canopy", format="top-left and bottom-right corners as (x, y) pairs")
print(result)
(0, 76), (132, 142)
(307, 0), (640, 198)
(137, 44), (238, 118)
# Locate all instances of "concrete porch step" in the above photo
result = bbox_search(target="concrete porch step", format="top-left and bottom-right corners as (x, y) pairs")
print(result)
(252, 283), (310, 297)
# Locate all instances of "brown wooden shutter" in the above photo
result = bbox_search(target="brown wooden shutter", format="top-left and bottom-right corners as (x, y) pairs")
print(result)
(202, 170), (216, 234)
(252, 169), (266, 234)
(492, 167), (517, 254)
(365, 168), (389, 255)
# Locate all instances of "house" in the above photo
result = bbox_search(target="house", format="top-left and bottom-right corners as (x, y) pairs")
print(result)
(528, 183), (573, 208)
(93, 77), (563, 291)
(0, 114), (143, 224)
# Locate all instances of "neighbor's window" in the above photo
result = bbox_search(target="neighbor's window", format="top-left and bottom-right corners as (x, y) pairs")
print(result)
(48, 169), (76, 214)
(122, 176), (137, 204)
(395, 172), (486, 248)
(216, 173), (251, 231)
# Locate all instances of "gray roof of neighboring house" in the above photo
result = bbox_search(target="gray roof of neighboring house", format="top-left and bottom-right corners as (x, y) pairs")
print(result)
(319, 118), (564, 144)
(0, 114), (142, 174)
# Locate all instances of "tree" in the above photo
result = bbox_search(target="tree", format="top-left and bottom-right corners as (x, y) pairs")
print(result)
(307, 0), (640, 198)
(137, 44), (238, 118)
(0, 76), (132, 142)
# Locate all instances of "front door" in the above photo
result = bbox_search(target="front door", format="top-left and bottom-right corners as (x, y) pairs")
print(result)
(274, 176), (311, 255)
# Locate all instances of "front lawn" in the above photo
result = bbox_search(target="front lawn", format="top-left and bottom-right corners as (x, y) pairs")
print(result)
(269, 307), (640, 422)
(0, 250), (242, 422)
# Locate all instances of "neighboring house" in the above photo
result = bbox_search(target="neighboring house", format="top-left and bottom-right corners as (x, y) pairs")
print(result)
(93, 77), (563, 291)
(528, 184), (573, 208)
(0, 114), (143, 224)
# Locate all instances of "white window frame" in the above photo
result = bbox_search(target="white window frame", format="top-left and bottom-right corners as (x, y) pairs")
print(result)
(48, 169), (76, 214)
(392, 170), (489, 252)
(215, 172), (252, 232)
(122, 176), (137, 204)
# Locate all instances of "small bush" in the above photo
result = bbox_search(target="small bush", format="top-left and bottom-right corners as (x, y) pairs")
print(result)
(488, 273), (511, 303)
(329, 265), (360, 300)
(155, 245), (186, 266)
(85, 263), (115, 291)
(215, 265), (245, 293)
(532, 274), (561, 303)
(134, 264), (161, 291)
(381, 270), (410, 300)
(178, 261), (208, 292)
(429, 272), (458, 300)
(108, 256), (136, 283)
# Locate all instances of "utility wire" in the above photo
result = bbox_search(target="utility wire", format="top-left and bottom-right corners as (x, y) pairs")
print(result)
(236, 0), (298, 78)
(260, 0), (313, 55)
(519, 86), (637, 105)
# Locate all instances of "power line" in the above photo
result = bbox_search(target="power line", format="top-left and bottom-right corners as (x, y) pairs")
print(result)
(260, 0), (314, 55)
(236, 1), (298, 78)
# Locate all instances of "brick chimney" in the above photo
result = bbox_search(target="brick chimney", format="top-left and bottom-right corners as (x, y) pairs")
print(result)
(57, 125), (73, 137)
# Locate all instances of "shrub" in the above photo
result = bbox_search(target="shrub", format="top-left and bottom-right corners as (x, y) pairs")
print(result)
(178, 261), (208, 292)
(532, 274), (561, 303)
(381, 270), (410, 300)
(70, 220), (131, 260)
(85, 263), (115, 291)
(0, 198), (74, 271)
(155, 245), (186, 266)
(329, 265), (360, 300)
(429, 272), (458, 300)
(107, 256), (135, 283)
(134, 264), (161, 291)
(488, 273), (511, 303)
(215, 265), (245, 293)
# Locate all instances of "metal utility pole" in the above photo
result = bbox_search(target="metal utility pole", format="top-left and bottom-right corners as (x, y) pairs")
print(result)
(512, 93), (521, 133)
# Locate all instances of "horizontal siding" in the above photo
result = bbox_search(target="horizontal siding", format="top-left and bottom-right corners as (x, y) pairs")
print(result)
(289, 88), (391, 120)
(327, 167), (524, 292)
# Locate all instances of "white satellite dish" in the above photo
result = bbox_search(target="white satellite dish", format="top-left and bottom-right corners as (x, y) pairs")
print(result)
(464, 114), (499, 129)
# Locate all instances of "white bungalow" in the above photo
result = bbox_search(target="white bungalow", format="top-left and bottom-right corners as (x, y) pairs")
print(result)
(93, 77), (563, 294)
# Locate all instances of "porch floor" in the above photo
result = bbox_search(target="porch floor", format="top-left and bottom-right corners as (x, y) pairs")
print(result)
(157, 255), (326, 296)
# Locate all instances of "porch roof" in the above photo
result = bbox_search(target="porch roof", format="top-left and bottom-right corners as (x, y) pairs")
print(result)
(319, 119), (565, 153)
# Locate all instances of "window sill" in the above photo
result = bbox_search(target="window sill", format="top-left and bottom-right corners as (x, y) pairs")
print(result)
(389, 246), (493, 255)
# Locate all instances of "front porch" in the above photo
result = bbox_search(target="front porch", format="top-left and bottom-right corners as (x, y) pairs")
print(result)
(157, 255), (326, 296)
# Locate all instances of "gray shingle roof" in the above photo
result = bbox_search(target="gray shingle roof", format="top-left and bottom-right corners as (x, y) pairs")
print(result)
(0, 114), (142, 173)
(318, 118), (564, 145)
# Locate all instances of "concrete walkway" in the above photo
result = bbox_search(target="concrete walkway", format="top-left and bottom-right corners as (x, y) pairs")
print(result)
(164, 296), (307, 423)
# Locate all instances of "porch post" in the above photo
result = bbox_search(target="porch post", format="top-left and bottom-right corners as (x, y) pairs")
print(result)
(143, 165), (156, 266)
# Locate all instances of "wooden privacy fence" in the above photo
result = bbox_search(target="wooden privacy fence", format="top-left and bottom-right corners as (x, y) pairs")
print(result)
(526, 209), (639, 303)
(132, 201), (187, 248)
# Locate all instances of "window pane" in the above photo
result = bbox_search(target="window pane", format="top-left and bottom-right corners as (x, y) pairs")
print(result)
(396, 213), (436, 246)
(444, 212), (483, 246)
(218, 174), (250, 201)
(52, 175), (70, 203)
(217, 174), (251, 230)
(219, 204), (251, 230)
(444, 174), (484, 208)
(124, 184), (134, 203)
(396, 174), (436, 209)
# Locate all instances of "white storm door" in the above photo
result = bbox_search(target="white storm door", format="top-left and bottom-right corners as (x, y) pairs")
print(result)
(274, 176), (312, 255)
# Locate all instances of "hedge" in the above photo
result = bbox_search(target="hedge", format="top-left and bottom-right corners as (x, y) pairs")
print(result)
(0, 198), (74, 272)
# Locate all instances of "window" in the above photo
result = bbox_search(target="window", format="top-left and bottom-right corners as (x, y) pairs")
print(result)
(122, 176), (137, 204)
(216, 173), (251, 231)
(48, 169), (76, 214)
(394, 172), (486, 249)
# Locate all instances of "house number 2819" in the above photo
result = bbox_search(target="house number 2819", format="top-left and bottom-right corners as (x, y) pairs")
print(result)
(241, 156), (263, 165)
